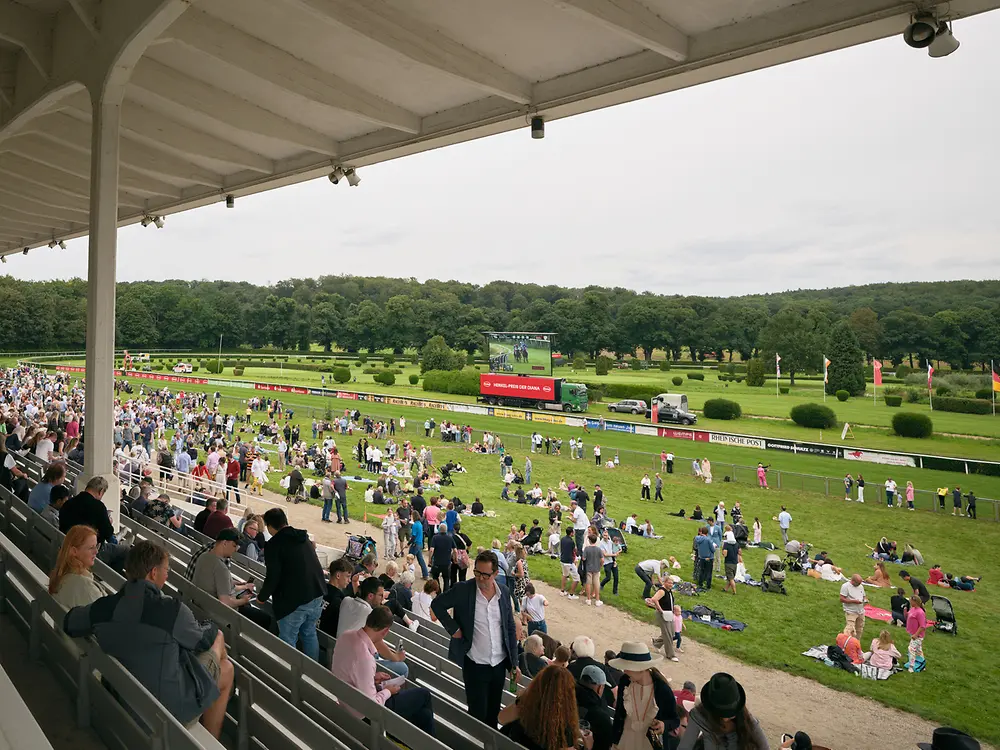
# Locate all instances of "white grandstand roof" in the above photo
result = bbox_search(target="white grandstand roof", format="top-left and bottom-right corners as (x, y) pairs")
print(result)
(1, 0), (998, 254)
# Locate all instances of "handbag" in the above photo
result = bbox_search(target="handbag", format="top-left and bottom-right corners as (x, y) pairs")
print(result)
(455, 548), (470, 570)
(646, 728), (664, 750)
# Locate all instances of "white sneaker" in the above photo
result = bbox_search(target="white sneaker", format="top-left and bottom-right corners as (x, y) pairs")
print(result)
(670, 657), (679, 662)
(568, 595), (579, 600)
(560, 591), (568, 596)
(585, 599), (592, 605)
(595, 600), (604, 607)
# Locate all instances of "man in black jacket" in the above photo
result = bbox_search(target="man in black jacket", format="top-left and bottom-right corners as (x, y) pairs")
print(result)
(576, 666), (614, 750)
(257, 508), (325, 661)
(60, 475), (115, 543)
(432, 550), (519, 729)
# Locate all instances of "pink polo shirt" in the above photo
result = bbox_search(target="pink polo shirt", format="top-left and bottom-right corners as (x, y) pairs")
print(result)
(331, 628), (391, 708)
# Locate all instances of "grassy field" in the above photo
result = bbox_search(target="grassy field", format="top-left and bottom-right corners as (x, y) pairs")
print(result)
(215, 405), (1000, 743)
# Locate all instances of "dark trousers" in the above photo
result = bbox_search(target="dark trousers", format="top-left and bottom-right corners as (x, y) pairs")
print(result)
(238, 603), (272, 631)
(968, 504), (977, 519)
(462, 657), (509, 729)
(635, 565), (655, 598)
(667, 460), (673, 474)
(226, 478), (241, 504)
(600, 562), (619, 594)
(386, 686), (436, 737)
(575, 529), (585, 554)
(641, 486), (650, 500)
(335, 497), (348, 522)
(410, 541), (429, 577)
(696, 558), (713, 589)
(239, 461), (248, 481)
(322, 498), (333, 521)
(431, 564), (451, 592)
(595, 455), (600, 465)
(655, 487), (663, 502)
(938, 495), (946, 510)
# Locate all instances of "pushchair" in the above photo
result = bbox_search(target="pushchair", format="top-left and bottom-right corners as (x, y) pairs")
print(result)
(761, 554), (787, 595)
(344, 535), (377, 564)
(606, 526), (628, 555)
(511, 469), (525, 485)
(931, 595), (957, 635)
(439, 467), (454, 486)
(784, 540), (811, 572)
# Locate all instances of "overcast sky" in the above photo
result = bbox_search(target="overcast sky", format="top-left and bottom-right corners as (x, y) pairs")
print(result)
(10, 11), (1000, 297)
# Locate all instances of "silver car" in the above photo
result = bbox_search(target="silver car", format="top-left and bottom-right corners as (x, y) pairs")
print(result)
(607, 399), (647, 414)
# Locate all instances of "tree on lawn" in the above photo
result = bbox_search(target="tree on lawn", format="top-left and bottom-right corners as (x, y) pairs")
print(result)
(848, 307), (882, 363)
(757, 306), (828, 385)
(825, 321), (866, 396)
(420, 335), (464, 373)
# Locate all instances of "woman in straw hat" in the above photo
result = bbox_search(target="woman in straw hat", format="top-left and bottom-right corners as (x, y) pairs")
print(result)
(675, 672), (768, 749)
(608, 642), (678, 750)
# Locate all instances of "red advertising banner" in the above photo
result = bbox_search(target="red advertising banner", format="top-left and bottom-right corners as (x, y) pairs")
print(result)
(253, 383), (309, 394)
(479, 374), (556, 401)
(116, 369), (208, 385)
(337, 391), (359, 400)
(56, 365), (85, 373)
(657, 427), (709, 441)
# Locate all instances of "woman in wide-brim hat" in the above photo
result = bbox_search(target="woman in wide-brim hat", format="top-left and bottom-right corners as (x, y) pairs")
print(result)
(609, 642), (678, 750)
(675, 672), (769, 750)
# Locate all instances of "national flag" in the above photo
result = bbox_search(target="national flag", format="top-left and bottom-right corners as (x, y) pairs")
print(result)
(775, 353), (781, 377)
(993, 367), (1000, 393)
(873, 359), (883, 386)
(926, 359), (934, 390)
(823, 356), (831, 384)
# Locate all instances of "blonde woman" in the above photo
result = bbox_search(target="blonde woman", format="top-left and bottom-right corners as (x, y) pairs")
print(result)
(49, 525), (105, 608)
(867, 629), (901, 670)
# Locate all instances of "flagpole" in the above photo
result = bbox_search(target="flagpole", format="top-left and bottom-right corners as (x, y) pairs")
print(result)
(993, 360), (996, 417)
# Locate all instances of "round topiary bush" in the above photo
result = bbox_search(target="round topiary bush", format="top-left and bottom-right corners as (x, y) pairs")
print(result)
(333, 367), (351, 384)
(884, 395), (903, 407)
(672, 376), (683, 386)
(233, 367), (244, 377)
(836, 390), (849, 402)
(779, 386), (789, 394)
(687, 372), (705, 381)
(354, 361), (363, 368)
(790, 403), (836, 429)
(703, 399), (742, 420)
(374, 371), (396, 386)
(659, 361), (672, 371)
(892, 412), (933, 438)
(408, 374), (419, 385)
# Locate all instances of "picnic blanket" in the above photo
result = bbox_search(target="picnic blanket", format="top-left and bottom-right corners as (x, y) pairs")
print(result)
(673, 581), (700, 597)
(802, 644), (898, 681)
(681, 609), (746, 631)
(745, 542), (777, 551)
(864, 604), (935, 625)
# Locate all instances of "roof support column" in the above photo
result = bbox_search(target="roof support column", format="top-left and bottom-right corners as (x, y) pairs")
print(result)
(83, 88), (123, 531)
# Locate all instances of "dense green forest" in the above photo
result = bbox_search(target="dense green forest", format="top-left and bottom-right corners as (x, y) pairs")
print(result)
(2, 275), (998, 376)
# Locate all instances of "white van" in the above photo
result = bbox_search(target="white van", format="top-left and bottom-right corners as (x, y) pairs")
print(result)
(173, 362), (193, 374)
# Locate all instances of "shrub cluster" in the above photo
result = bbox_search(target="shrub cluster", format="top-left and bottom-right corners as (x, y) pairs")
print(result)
(233, 367), (244, 377)
(884, 395), (902, 407)
(421, 369), (480, 396)
(659, 361), (672, 372)
(892, 412), (933, 438)
(595, 356), (613, 376)
(779, 386), (789, 394)
(703, 399), (742, 420)
(746, 359), (766, 387)
(332, 367), (351, 384)
(374, 371), (395, 386)
(790, 403), (836, 428)
(932, 397), (993, 415)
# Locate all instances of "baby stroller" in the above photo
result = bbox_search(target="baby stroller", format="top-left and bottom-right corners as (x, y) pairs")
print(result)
(344, 535), (377, 564)
(606, 526), (628, 555)
(439, 467), (454, 486)
(784, 540), (811, 572)
(761, 554), (787, 595)
(931, 595), (957, 635)
(511, 469), (525, 485)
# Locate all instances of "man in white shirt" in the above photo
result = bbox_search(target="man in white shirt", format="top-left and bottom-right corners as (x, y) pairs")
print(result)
(337, 577), (409, 678)
(571, 500), (589, 553)
(839, 574), (868, 641)
(777, 506), (793, 546)
(432, 551), (519, 729)
(35, 431), (55, 461)
(885, 478), (897, 508)
(634, 558), (670, 599)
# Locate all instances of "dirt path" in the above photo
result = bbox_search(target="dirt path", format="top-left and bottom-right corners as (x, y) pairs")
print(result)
(244, 490), (990, 750)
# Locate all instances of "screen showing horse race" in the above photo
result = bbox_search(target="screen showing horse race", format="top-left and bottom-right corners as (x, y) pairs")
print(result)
(486, 332), (553, 376)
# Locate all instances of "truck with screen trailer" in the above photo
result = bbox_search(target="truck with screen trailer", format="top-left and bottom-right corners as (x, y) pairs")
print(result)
(478, 373), (588, 412)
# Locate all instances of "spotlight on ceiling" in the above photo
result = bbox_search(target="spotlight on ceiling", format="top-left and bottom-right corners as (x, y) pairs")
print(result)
(154, 216), (165, 229)
(904, 13), (939, 48)
(328, 167), (344, 185)
(928, 22), (960, 57)
(48, 240), (57, 249)
(140, 215), (153, 227)
(58, 240), (67, 250)
(226, 194), (235, 209)
(531, 116), (545, 139)
(345, 168), (360, 187)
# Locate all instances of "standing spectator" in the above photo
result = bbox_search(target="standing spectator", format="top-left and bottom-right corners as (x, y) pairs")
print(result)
(899, 570), (931, 604)
(525, 456), (532, 486)
(936, 486), (948, 511)
(905, 596), (927, 672)
(675, 673), (766, 750)
(594, 444), (602, 466)
(665, 451), (674, 474)
(905, 481), (915, 511)
(63, 540), (233, 739)
(843, 474), (853, 501)
(409, 509), (428, 578)
(640, 473), (651, 501)
(777, 506), (792, 546)
(432, 551), (519, 730)
(430, 523), (456, 591)
(582, 533), (604, 607)
(722, 531), (740, 596)
(648, 575), (679, 662)
(839, 574), (868, 642)
(331, 605), (436, 736)
(599, 529), (621, 596)
(608, 643), (679, 746)
(966, 490), (977, 520)
(256, 508), (325, 661)
(757, 463), (769, 490)
(884, 477), (896, 508)
(952, 485), (963, 516)
(225, 455), (241, 505)
(560, 528), (581, 599)
(856, 474), (865, 503)
(332, 471), (349, 524)
(382, 512), (400, 561)
(653, 473), (664, 502)
(320, 472), (334, 523)
(693, 528), (716, 592)
(571, 500), (589, 553)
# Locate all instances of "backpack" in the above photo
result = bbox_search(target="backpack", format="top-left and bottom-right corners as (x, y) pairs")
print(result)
(904, 655), (927, 672)
(826, 645), (859, 673)
(310, 484), (320, 500)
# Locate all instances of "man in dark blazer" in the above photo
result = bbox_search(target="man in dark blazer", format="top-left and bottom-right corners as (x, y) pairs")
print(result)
(432, 549), (520, 729)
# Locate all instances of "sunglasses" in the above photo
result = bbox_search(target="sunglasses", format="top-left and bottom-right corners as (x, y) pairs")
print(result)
(472, 569), (495, 579)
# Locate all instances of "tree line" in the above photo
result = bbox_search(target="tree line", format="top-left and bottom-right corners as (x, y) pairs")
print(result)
(1, 275), (998, 377)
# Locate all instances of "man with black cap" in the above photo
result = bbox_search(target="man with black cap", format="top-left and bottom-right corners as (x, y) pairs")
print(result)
(575, 665), (614, 750)
(918, 727), (981, 750)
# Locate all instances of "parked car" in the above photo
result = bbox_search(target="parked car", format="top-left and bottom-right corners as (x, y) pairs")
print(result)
(648, 403), (697, 425)
(173, 362), (193, 373)
(607, 399), (647, 414)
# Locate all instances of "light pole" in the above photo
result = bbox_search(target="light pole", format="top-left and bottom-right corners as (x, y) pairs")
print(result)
(217, 334), (223, 373)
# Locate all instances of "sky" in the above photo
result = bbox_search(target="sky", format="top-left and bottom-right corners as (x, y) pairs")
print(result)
(10, 10), (1000, 297)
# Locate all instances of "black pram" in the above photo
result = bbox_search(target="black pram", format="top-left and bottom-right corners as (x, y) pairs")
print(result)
(931, 595), (957, 635)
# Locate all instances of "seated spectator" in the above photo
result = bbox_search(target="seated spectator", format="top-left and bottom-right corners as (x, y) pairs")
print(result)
(835, 628), (864, 665)
(60, 476), (114, 544)
(201, 496), (235, 539)
(63, 540), (233, 738)
(319, 557), (355, 636)
(902, 544), (924, 566)
(865, 561), (891, 587)
(387, 570), (420, 629)
(673, 672), (765, 750)
(944, 573), (980, 591)
(256, 508), (325, 662)
(411, 578), (439, 622)
(927, 564), (945, 586)
(519, 634), (550, 679)
(331, 605), (435, 736)
(576, 665), (614, 750)
(144, 492), (184, 532)
(237, 516), (265, 562)
(49, 525), (105, 608)
(890, 587), (911, 627)
(609, 643), (679, 745)
(498, 665), (584, 750)
(379, 560), (400, 592)
(351, 553), (378, 596)
(552, 645), (571, 668)
(41, 484), (71, 527)
(338, 577), (409, 679)
(603, 650), (624, 691)
(28, 462), (67, 513)
(569, 636), (615, 707)
(673, 680), (697, 708)
(192, 528), (270, 629)
(867, 629), (901, 669)
(470, 498), (485, 516)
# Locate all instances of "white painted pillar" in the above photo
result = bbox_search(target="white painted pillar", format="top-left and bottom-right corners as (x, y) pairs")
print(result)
(83, 91), (123, 531)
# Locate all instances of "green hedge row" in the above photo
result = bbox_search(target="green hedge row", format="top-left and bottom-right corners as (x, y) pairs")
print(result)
(422, 369), (480, 396)
(931, 397), (994, 415)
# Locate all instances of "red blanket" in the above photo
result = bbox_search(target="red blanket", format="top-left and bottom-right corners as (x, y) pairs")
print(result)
(865, 604), (935, 625)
